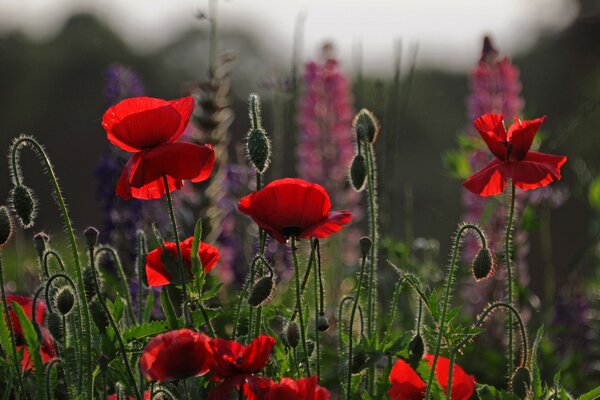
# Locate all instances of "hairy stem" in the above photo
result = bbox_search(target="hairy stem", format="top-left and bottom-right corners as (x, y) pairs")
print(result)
(505, 182), (516, 380)
(0, 252), (23, 394)
(94, 247), (136, 325)
(291, 237), (311, 376)
(347, 246), (368, 399)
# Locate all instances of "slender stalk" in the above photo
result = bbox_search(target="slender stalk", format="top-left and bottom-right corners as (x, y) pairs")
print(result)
(136, 232), (146, 325)
(445, 351), (456, 400)
(11, 136), (93, 400)
(43, 250), (66, 277)
(291, 237), (311, 376)
(0, 252), (23, 395)
(199, 304), (216, 337)
(94, 247), (136, 325)
(505, 182), (516, 380)
(162, 176), (190, 326)
(425, 224), (486, 400)
(313, 240), (321, 380)
(290, 242), (316, 322)
(347, 247), (368, 400)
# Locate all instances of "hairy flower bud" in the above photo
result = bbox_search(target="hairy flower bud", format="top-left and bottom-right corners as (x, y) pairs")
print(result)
(90, 301), (108, 333)
(353, 109), (379, 143)
(47, 312), (63, 342)
(84, 266), (97, 299)
(248, 276), (275, 307)
(56, 287), (75, 316)
(359, 236), (372, 258)
(408, 334), (425, 364)
(471, 247), (497, 281)
(0, 206), (12, 248)
(286, 322), (300, 348)
(33, 232), (50, 257)
(246, 128), (271, 174)
(317, 312), (330, 332)
(511, 366), (532, 399)
(349, 154), (367, 192)
(84, 227), (99, 249)
(351, 349), (367, 374)
(11, 185), (36, 228)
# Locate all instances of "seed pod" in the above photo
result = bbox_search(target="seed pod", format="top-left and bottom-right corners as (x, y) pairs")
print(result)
(408, 334), (425, 364)
(90, 301), (108, 333)
(56, 287), (75, 316)
(47, 312), (63, 342)
(349, 154), (367, 192)
(511, 366), (532, 399)
(286, 322), (299, 349)
(359, 237), (372, 258)
(11, 185), (36, 228)
(248, 276), (275, 307)
(246, 128), (271, 174)
(84, 227), (99, 249)
(351, 349), (367, 374)
(0, 206), (12, 247)
(353, 109), (379, 143)
(471, 247), (497, 281)
(317, 312), (330, 332)
(33, 232), (49, 257)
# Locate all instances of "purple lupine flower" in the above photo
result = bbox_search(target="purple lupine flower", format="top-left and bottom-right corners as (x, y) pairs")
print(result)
(296, 49), (362, 264)
(104, 63), (145, 105)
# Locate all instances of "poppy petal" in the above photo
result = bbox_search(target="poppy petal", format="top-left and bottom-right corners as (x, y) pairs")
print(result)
(505, 151), (566, 191)
(300, 211), (352, 240)
(463, 159), (506, 196)
(102, 97), (195, 152)
(473, 113), (508, 160)
(424, 355), (476, 400)
(241, 335), (276, 373)
(507, 116), (546, 161)
(388, 358), (426, 400)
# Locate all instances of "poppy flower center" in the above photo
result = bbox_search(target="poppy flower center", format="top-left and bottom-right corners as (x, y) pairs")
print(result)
(281, 225), (302, 238)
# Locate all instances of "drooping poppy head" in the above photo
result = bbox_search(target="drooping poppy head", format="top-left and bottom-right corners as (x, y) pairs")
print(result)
(463, 113), (566, 196)
(145, 237), (220, 287)
(210, 335), (276, 380)
(139, 329), (213, 382)
(102, 96), (216, 200)
(238, 178), (352, 243)
(245, 376), (330, 400)
(5, 295), (46, 343)
(388, 358), (426, 400)
(424, 355), (476, 400)
(19, 327), (56, 372)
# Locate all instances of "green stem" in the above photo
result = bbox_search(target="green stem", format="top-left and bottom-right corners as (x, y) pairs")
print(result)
(291, 237), (311, 376)
(425, 224), (486, 400)
(94, 247), (136, 325)
(0, 252), (23, 395)
(506, 181), (516, 381)
(313, 240), (321, 381)
(43, 250), (66, 277)
(199, 304), (216, 337)
(290, 242), (316, 322)
(11, 136), (93, 400)
(163, 176), (190, 326)
(136, 231), (146, 325)
(445, 351), (456, 400)
(347, 246), (368, 400)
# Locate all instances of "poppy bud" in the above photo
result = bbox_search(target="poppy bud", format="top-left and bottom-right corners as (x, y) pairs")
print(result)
(359, 237), (372, 258)
(511, 366), (532, 399)
(471, 247), (497, 281)
(349, 154), (367, 192)
(408, 334), (425, 365)
(33, 232), (49, 257)
(353, 109), (379, 143)
(248, 276), (275, 307)
(83, 266), (97, 299)
(84, 227), (99, 249)
(0, 206), (12, 248)
(90, 301), (108, 333)
(56, 287), (75, 316)
(246, 128), (271, 174)
(351, 349), (367, 374)
(47, 312), (63, 342)
(11, 185), (36, 228)
(286, 322), (300, 348)
(317, 312), (330, 332)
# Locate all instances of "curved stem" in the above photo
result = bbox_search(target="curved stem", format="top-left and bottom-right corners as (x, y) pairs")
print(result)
(162, 176), (190, 326)
(425, 223), (487, 400)
(11, 136), (92, 399)
(505, 181), (516, 380)
(43, 250), (66, 277)
(291, 237), (311, 376)
(0, 252), (23, 394)
(347, 246), (368, 400)
(94, 246), (136, 325)
(290, 242), (316, 322)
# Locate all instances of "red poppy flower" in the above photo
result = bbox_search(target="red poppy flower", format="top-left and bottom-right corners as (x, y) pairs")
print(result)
(106, 391), (151, 400)
(245, 376), (330, 400)
(139, 329), (213, 382)
(145, 236), (220, 287)
(208, 335), (276, 400)
(18, 327), (56, 372)
(463, 114), (566, 196)
(238, 178), (352, 243)
(388, 355), (476, 400)
(101, 96), (216, 200)
(5, 295), (45, 342)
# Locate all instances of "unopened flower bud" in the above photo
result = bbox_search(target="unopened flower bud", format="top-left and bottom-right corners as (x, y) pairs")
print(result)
(286, 322), (299, 348)
(353, 109), (379, 143)
(47, 312), (63, 342)
(317, 312), (330, 332)
(33, 232), (49, 257)
(11, 185), (36, 228)
(349, 154), (367, 192)
(84, 227), (99, 249)
(83, 266), (97, 299)
(0, 206), (12, 248)
(408, 334), (425, 363)
(90, 301), (108, 333)
(359, 237), (372, 258)
(56, 287), (75, 316)
(351, 349), (367, 374)
(511, 366), (532, 399)
(248, 276), (275, 307)
(471, 247), (497, 281)
(246, 128), (271, 174)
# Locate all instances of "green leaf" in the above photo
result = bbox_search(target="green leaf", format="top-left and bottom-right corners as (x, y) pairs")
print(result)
(106, 296), (125, 325)
(191, 218), (203, 278)
(123, 321), (169, 342)
(160, 287), (179, 329)
(0, 302), (14, 370)
(531, 326), (544, 397)
(12, 302), (44, 397)
(415, 359), (444, 399)
(142, 290), (155, 323)
(577, 386), (600, 400)
(201, 283), (223, 301)
(588, 177), (600, 211)
(476, 384), (519, 399)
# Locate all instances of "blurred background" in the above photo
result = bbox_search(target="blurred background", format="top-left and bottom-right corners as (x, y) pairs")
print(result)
(1, 0), (600, 391)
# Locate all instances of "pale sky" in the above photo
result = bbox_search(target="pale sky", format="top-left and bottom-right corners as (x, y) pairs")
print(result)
(0, 0), (579, 74)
